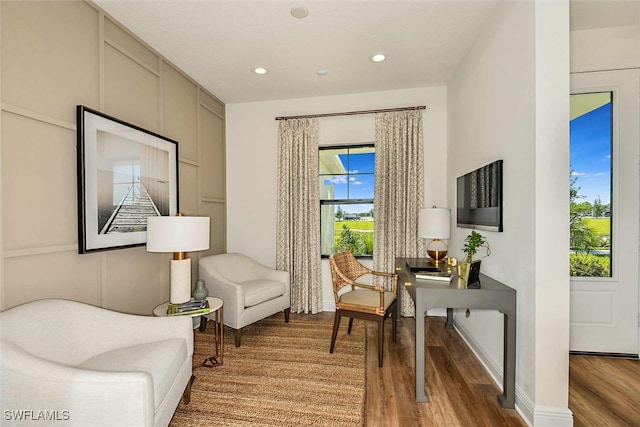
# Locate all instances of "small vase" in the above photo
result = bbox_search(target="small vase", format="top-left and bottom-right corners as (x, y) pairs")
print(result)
(193, 279), (208, 301)
(457, 261), (471, 283)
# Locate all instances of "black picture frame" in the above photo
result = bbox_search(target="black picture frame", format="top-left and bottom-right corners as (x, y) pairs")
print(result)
(76, 105), (179, 253)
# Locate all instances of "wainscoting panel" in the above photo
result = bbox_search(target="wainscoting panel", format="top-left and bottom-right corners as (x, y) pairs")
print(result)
(163, 62), (199, 162)
(1, 112), (77, 250)
(4, 251), (102, 309)
(1, 1), (225, 313)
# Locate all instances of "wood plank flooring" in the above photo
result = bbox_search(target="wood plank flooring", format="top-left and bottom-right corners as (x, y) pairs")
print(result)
(569, 354), (640, 426)
(360, 314), (526, 426)
(316, 312), (640, 426)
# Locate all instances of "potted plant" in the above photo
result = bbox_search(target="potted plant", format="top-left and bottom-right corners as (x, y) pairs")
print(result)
(462, 230), (491, 262)
(458, 231), (490, 285)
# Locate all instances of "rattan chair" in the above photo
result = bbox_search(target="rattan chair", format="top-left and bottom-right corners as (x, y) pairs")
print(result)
(328, 251), (398, 367)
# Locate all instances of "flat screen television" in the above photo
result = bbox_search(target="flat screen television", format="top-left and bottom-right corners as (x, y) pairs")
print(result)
(456, 159), (503, 232)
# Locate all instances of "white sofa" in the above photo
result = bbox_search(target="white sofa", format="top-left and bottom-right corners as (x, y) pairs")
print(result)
(199, 253), (290, 346)
(0, 299), (194, 427)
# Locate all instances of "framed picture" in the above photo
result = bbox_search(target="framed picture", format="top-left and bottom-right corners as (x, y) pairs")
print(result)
(77, 105), (179, 253)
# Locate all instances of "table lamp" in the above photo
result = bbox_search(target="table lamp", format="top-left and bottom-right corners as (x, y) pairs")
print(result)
(146, 214), (210, 304)
(418, 207), (451, 262)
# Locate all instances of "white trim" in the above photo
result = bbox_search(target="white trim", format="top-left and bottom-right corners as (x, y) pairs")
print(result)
(533, 406), (574, 427)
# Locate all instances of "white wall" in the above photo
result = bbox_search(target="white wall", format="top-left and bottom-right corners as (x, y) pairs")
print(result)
(448, 1), (571, 426)
(571, 24), (640, 73)
(226, 87), (447, 309)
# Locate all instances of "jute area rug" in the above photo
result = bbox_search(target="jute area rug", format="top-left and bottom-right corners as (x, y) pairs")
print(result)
(169, 313), (366, 427)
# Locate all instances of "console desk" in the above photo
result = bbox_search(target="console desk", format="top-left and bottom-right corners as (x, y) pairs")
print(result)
(395, 257), (517, 408)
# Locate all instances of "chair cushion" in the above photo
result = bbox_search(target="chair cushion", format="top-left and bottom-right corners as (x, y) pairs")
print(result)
(339, 290), (396, 311)
(241, 280), (286, 307)
(77, 338), (187, 409)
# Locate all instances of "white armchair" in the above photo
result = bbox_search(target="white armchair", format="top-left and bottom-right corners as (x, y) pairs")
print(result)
(0, 299), (194, 427)
(199, 253), (290, 347)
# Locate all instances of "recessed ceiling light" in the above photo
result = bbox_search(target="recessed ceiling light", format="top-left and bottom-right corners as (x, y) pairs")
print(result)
(290, 6), (309, 19)
(254, 67), (268, 75)
(316, 69), (328, 76)
(372, 54), (386, 63)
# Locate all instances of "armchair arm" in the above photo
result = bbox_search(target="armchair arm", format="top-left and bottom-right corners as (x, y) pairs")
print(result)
(199, 264), (245, 329)
(1, 340), (154, 427)
(246, 261), (290, 285)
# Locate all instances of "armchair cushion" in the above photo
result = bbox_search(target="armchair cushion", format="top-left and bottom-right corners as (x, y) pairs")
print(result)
(78, 338), (187, 409)
(243, 279), (287, 307)
(339, 290), (396, 311)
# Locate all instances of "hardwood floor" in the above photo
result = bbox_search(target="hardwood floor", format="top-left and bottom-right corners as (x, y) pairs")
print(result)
(569, 354), (640, 426)
(321, 311), (640, 426)
(360, 315), (526, 427)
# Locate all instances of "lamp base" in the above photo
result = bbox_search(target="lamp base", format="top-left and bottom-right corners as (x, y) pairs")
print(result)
(427, 238), (448, 261)
(170, 258), (192, 304)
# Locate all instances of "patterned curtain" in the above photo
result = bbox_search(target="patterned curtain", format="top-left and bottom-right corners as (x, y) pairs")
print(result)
(276, 118), (322, 314)
(373, 110), (424, 317)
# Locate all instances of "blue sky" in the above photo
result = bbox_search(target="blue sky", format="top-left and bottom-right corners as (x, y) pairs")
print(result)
(570, 101), (612, 205)
(326, 152), (375, 201)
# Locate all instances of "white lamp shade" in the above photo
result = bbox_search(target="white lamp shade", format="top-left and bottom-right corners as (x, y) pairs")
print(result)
(146, 216), (210, 253)
(418, 208), (450, 240)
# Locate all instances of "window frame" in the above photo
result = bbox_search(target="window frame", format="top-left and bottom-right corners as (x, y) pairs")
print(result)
(319, 143), (375, 259)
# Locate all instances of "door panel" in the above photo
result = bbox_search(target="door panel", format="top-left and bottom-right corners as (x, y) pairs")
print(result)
(570, 69), (639, 355)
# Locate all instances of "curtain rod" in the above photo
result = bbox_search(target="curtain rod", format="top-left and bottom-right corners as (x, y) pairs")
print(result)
(274, 105), (426, 121)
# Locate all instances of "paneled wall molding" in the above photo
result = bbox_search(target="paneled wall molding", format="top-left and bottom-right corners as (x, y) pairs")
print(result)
(4, 245), (78, 259)
(199, 101), (225, 120)
(103, 40), (161, 78)
(179, 158), (200, 167)
(1, 103), (75, 131)
(202, 197), (226, 204)
(1, 0), (225, 313)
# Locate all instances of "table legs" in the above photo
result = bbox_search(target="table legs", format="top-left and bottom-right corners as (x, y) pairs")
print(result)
(498, 310), (516, 408)
(415, 298), (428, 402)
(202, 306), (224, 368)
(415, 306), (516, 408)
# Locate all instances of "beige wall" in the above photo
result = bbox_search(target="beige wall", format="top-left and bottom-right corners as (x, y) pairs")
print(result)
(0, 1), (226, 314)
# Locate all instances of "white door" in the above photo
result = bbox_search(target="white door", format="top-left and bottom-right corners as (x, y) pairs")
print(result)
(570, 69), (639, 355)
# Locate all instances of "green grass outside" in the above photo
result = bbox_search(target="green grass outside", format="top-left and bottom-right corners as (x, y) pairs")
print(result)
(334, 220), (374, 233)
(584, 218), (610, 236)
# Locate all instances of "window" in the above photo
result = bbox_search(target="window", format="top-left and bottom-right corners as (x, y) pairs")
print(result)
(319, 145), (374, 257)
(569, 92), (612, 277)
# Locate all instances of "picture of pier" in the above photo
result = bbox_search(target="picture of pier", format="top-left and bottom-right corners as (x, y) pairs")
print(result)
(77, 105), (178, 253)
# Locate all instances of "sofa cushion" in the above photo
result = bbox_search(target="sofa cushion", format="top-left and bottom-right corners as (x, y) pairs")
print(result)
(241, 280), (286, 307)
(77, 338), (186, 409)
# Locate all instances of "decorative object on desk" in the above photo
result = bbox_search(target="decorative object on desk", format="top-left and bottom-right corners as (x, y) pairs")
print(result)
(146, 214), (210, 304)
(462, 230), (491, 262)
(467, 260), (482, 288)
(193, 279), (208, 301)
(414, 269), (453, 282)
(457, 260), (471, 283)
(457, 230), (490, 286)
(418, 206), (451, 261)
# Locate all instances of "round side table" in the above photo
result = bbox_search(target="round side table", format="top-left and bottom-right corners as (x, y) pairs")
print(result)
(153, 297), (224, 368)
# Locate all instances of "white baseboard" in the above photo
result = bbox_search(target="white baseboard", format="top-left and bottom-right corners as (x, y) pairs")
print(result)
(454, 320), (573, 427)
(533, 407), (574, 427)
(323, 300), (336, 312)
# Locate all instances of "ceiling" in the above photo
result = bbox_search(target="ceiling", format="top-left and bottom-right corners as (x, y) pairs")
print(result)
(95, 0), (640, 105)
